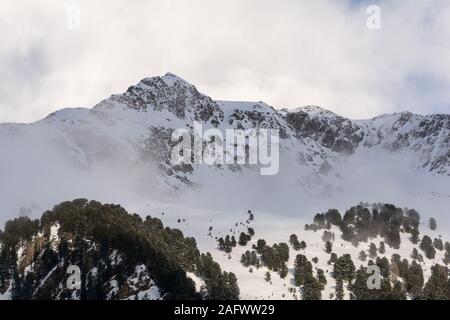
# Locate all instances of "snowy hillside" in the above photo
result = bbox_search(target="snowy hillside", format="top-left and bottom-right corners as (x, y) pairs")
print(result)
(0, 73), (449, 300)
(0, 200), (239, 300)
(2, 199), (449, 300)
(0, 73), (449, 227)
(122, 200), (449, 300)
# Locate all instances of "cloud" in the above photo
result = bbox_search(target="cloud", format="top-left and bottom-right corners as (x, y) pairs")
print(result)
(0, 0), (449, 123)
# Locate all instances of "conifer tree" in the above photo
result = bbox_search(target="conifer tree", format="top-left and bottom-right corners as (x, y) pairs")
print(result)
(325, 241), (333, 254)
(369, 243), (377, 259)
(279, 263), (288, 279)
(333, 254), (355, 283)
(404, 261), (424, 299)
(420, 235), (436, 259)
(429, 217), (437, 231)
(379, 241), (386, 254)
(264, 272), (271, 283)
(358, 251), (367, 262)
(423, 264), (449, 300)
(433, 238), (444, 251)
(335, 276), (344, 300)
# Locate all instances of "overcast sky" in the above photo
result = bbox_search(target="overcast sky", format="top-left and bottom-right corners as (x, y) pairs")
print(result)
(0, 0), (449, 123)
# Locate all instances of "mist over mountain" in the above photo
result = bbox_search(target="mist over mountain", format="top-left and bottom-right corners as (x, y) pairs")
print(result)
(1, 73), (449, 226)
(1, 73), (450, 301)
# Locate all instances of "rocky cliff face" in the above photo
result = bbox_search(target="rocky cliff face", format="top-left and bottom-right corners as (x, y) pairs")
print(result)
(91, 73), (450, 177)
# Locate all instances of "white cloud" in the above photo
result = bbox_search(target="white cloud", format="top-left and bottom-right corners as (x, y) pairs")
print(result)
(0, 0), (449, 123)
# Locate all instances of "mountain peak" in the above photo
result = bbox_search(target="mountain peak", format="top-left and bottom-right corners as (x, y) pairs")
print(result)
(94, 73), (223, 122)
(291, 105), (341, 118)
(136, 72), (194, 89)
(161, 72), (192, 86)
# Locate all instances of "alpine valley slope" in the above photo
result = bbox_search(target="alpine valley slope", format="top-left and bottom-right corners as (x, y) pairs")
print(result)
(1, 73), (450, 300)
(0, 73), (449, 225)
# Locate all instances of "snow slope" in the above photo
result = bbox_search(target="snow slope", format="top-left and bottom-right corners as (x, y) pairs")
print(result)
(1, 73), (449, 300)
(125, 200), (448, 300)
(0, 73), (449, 227)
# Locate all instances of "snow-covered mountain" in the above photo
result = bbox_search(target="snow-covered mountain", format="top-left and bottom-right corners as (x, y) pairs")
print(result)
(1, 73), (450, 301)
(0, 72), (449, 223)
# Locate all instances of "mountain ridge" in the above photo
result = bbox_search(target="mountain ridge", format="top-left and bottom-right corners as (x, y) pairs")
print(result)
(0, 73), (449, 224)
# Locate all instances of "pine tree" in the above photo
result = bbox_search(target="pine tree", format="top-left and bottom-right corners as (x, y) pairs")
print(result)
(324, 209), (342, 226)
(222, 235), (233, 253)
(369, 243), (377, 259)
(420, 235), (436, 259)
(375, 257), (390, 278)
(294, 254), (313, 286)
(429, 217), (437, 231)
(379, 241), (386, 254)
(433, 238), (444, 251)
(333, 254), (355, 283)
(322, 230), (334, 242)
(250, 251), (260, 268)
(302, 274), (322, 300)
(390, 281), (406, 300)
(313, 213), (326, 227)
(358, 251), (367, 262)
(224, 272), (240, 300)
(350, 266), (371, 300)
(231, 236), (237, 247)
(325, 241), (333, 254)
(289, 234), (298, 246)
(299, 241), (307, 250)
(254, 239), (266, 254)
(317, 269), (327, 288)
(279, 263), (288, 279)
(385, 224), (401, 249)
(292, 239), (301, 251)
(238, 232), (251, 246)
(423, 264), (449, 300)
(276, 243), (290, 263)
(335, 276), (344, 300)
(328, 253), (338, 265)
(240, 251), (251, 267)
(340, 224), (355, 243)
(444, 242), (450, 265)
(410, 227), (420, 244)
(404, 261), (424, 299)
